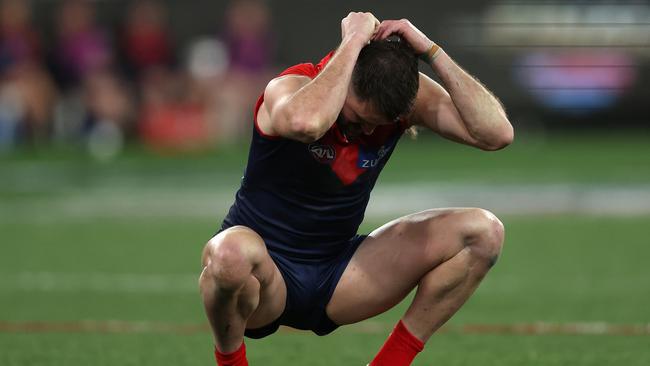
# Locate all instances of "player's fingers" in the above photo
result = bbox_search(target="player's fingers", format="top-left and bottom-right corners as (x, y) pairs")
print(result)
(364, 11), (377, 21)
(365, 12), (380, 34)
(371, 22), (386, 40)
(372, 21), (390, 40)
(384, 20), (404, 36)
(372, 14), (380, 26)
(375, 20), (401, 40)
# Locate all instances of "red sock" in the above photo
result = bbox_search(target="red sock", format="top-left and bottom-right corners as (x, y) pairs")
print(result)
(215, 342), (248, 366)
(369, 320), (425, 366)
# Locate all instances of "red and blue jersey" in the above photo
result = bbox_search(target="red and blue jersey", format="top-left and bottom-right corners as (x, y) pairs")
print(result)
(222, 52), (408, 261)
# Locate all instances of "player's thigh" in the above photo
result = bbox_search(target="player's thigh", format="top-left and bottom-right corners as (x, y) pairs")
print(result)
(203, 226), (287, 327)
(326, 208), (489, 325)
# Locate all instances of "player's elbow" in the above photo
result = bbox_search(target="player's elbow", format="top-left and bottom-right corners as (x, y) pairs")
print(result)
(294, 123), (325, 143)
(480, 121), (514, 151)
(286, 115), (327, 143)
(272, 105), (320, 143)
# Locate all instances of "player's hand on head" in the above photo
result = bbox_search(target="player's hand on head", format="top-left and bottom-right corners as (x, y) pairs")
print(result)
(341, 11), (380, 45)
(372, 19), (434, 55)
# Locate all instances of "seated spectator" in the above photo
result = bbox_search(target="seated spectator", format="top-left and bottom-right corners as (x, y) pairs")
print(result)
(139, 67), (211, 152)
(0, 0), (56, 147)
(214, 0), (275, 141)
(54, 0), (113, 89)
(49, 0), (133, 160)
(121, 0), (173, 79)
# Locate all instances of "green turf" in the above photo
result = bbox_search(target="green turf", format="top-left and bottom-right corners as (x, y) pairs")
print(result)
(2, 216), (649, 323)
(1, 332), (649, 366)
(1, 132), (649, 365)
(1, 215), (649, 365)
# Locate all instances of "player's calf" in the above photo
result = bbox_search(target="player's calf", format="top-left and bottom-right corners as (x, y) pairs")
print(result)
(406, 208), (505, 334)
(370, 209), (505, 366)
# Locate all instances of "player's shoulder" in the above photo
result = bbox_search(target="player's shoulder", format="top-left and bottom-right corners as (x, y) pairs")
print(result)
(263, 62), (317, 96)
(264, 74), (311, 102)
(275, 51), (334, 79)
(278, 62), (319, 79)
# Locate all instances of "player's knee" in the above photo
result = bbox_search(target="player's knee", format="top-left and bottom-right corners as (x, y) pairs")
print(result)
(203, 227), (262, 291)
(461, 208), (504, 267)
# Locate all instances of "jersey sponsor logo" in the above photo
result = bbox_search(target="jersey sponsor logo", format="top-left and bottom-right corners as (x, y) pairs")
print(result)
(308, 143), (336, 163)
(358, 144), (391, 169)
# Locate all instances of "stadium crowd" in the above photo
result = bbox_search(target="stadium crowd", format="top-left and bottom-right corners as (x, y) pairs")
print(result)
(0, 0), (274, 158)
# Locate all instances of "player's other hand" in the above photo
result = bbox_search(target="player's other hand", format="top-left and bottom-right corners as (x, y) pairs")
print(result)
(372, 19), (434, 55)
(341, 12), (380, 45)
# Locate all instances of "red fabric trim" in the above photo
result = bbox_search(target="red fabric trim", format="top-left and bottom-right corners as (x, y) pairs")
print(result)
(253, 94), (281, 140)
(316, 51), (335, 72)
(278, 63), (319, 78)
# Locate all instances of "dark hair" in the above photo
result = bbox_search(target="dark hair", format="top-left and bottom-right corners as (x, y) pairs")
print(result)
(351, 38), (419, 122)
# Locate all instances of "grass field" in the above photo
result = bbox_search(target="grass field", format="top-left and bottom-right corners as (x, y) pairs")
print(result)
(1, 133), (649, 365)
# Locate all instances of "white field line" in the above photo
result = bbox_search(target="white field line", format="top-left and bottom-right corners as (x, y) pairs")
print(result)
(367, 183), (650, 217)
(0, 320), (649, 336)
(2, 184), (650, 223)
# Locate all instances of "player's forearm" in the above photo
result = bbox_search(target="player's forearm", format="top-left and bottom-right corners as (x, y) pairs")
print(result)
(429, 51), (513, 149)
(282, 35), (366, 142)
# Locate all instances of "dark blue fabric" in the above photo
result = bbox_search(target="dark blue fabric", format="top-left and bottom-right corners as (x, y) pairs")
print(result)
(221, 56), (405, 336)
(243, 234), (366, 338)
(222, 122), (402, 261)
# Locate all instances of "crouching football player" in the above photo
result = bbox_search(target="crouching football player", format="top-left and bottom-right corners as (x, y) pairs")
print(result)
(199, 11), (513, 366)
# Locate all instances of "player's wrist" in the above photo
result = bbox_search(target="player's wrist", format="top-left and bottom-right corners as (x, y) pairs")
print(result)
(344, 32), (371, 49)
(419, 42), (444, 65)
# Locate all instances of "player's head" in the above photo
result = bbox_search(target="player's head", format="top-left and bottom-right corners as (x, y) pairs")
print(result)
(342, 38), (419, 135)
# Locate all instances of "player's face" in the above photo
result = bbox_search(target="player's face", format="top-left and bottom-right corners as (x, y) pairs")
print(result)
(339, 92), (392, 139)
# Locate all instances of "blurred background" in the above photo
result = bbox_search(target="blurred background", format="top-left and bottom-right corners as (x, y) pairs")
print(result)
(0, 0), (647, 154)
(0, 1), (649, 365)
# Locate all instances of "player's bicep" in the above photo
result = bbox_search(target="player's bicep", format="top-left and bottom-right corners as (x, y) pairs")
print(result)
(258, 75), (312, 137)
(411, 73), (481, 147)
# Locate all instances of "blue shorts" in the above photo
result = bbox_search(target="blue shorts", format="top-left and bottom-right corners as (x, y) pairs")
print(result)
(244, 234), (367, 338)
